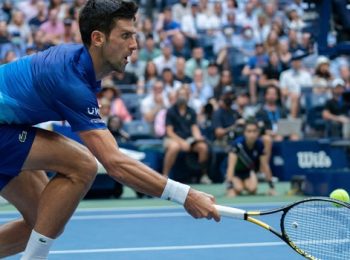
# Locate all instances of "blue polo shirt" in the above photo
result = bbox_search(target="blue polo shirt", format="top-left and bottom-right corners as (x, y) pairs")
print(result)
(0, 44), (106, 132)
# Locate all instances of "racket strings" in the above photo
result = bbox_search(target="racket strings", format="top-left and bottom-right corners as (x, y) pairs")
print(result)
(283, 201), (350, 260)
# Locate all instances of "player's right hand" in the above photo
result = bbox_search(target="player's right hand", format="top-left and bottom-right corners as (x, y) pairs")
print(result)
(184, 189), (221, 222)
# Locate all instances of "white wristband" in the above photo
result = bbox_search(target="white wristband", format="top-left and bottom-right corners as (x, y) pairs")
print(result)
(161, 179), (190, 205)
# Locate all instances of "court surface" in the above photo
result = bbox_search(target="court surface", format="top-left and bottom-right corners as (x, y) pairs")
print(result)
(1, 183), (306, 260)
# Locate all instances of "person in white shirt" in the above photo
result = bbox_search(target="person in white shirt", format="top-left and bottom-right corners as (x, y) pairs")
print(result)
(279, 50), (313, 117)
(153, 41), (177, 75)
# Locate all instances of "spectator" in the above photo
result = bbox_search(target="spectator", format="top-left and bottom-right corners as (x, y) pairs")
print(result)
(180, 1), (201, 47)
(141, 80), (169, 123)
(174, 56), (192, 84)
(163, 86), (211, 184)
(28, 0), (48, 32)
(153, 40), (177, 75)
(162, 68), (182, 94)
(278, 39), (292, 68)
(189, 68), (213, 107)
(139, 34), (162, 62)
(339, 65), (350, 90)
(204, 61), (220, 89)
(185, 46), (209, 78)
(61, 18), (76, 43)
(214, 69), (234, 100)
(288, 29), (302, 53)
(236, 2), (257, 28)
(212, 86), (241, 146)
(313, 56), (333, 89)
(48, 0), (67, 21)
(264, 30), (279, 54)
(172, 32), (191, 59)
(17, 0), (39, 22)
(225, 119), (276, 197)
(111, 71), (138, 86)
(142, 60), (159, 93)
(137, 17), (158, 46)
(156, 6), (180, 40)
(322, 79), (350, 138)
(107, 115), (130, 143)
(221, 10), (242, 34)
(40, 8), (64, 45)
(286, 6), (305, 32)
(242, 43), (268, 104)
(125, 49), (146, 82)
(172, 0), (191, 23)
(234, 26), (257, 62)
(279, 50), (312, 118)
(31, 29), (51, 52)
(8, 10), (33, 47)
(0, 0), (13, 23)
(259, 50), (285, 93)
(254, 13), (270, 43)
(99, 81), (132, 123)
(256, 85), (298, 141)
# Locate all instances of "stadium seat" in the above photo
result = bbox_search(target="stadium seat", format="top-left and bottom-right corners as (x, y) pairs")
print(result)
(121, 93), (145, 120)
(122, 120), (155, 140)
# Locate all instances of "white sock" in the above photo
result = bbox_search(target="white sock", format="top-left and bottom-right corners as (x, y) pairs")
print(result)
(21, 230), (54, 260)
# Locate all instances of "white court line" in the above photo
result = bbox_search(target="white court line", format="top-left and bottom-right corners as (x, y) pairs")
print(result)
(49, 242), (286, 255)
(0, 212), (189, 222)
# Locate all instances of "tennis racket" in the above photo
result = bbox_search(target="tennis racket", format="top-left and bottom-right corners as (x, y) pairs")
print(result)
(215, 197), (350, 260)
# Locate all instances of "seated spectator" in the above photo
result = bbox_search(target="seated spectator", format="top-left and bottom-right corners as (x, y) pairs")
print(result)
(39, 8), (64, 45)
(313, 56), (333, 88)
(279, 50), (312, 118)
(242, 43), (268, 104)
(185, 46), (209, 78)
(339, 65), (350, 90)
(258, 50), (285, 98)
(288, 29), (302, 53)
(174, 56), (192, 84)
(8, 10), (33, 51)
(17, 0), (39, 22)
(264, 30), (279, 54)
(142, 60), (159, 94)
(322, 79), (350, 138)
(162, 68), (182, 94)
(254, 13), (270, 43)
(189, 68), (213, 107)
(172, 32), (191, 59)
(214, 69), (234, 101)
(125, 49), (146, 82)
(225, 119), (276, 197)
(107, 115), (130, 143)
(138, 34), (162, 62)
(61, 18), (77, 43)
(163, 86), (211, 184)
(212, 86), (241, 147)
(28, 0), (48, 32)
(278, 39), (292, 69)
(155, 6), (181, 40)
(99, 80), (132, 123)
(256, 85), (299, 141)
(153, 40), (177, 75)
(204, 61), (220, 89)
(172, 0), (191, 23)
(141, 80), (169, 123)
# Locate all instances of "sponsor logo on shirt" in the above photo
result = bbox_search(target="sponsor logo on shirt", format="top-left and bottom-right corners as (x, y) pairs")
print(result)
(87, 107), (100, 116)
(18, 131), (27, 143)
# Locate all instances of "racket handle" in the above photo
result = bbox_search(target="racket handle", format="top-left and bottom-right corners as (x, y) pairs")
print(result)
(214, 205), (246, 219)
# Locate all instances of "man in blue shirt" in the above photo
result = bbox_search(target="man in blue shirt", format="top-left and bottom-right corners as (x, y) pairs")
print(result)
(0, 1), (220, 259)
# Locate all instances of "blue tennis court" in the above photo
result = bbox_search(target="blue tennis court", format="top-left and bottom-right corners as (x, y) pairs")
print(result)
(2, 203), (304, 260)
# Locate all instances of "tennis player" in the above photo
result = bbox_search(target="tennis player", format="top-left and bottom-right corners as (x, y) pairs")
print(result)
(0, 1), (220, 259)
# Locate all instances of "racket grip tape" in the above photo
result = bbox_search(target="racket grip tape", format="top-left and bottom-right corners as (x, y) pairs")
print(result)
(214, 205), (246, 219)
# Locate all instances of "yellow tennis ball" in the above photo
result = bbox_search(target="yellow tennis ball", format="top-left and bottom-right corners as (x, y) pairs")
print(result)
(330, 189), (350, 205)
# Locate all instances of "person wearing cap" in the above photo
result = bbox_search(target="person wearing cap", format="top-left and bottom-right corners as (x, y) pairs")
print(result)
(279, 49), (312, 118)
(313, 56), (333, 87)
(322, 78), (350, 138)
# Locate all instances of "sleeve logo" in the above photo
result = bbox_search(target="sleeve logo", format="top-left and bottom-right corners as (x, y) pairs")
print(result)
(87, 107), (100, 116)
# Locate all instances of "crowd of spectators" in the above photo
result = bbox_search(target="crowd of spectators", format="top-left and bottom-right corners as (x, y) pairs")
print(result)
(2, 0), (350, 188)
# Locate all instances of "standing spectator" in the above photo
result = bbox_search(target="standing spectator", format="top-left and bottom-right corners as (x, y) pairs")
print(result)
(139, 34), (162, 62)
(174, 56), (192, 84)
(225, 120), (276, 197)
(322, 79), (349, 138)
(279, 50), (312, 118)
(163, 86), (211, 184)
(153, 41), (177, 75)
(185, 46), (209, 78)
(141, 80), (169, 123)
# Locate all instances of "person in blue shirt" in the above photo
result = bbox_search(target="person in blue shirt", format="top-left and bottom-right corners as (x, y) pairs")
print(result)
(0, 1), (220, 259)
(225, 119), (276, 198)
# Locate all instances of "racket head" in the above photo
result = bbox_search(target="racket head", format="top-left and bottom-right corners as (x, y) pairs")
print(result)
(280, 197), (350, 260)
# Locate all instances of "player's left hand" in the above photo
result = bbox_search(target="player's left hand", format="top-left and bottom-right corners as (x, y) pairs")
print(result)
(184, 189), (221, 222)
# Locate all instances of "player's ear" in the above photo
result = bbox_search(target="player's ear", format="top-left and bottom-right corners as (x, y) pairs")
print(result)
(91, 30), (105, 48)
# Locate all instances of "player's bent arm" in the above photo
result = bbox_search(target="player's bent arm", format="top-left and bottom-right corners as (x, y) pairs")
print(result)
(79, 129), (220, 221)
(259, 154), (273, 182)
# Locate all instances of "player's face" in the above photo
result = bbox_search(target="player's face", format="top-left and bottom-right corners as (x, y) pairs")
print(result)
(103, 19), (137, 73)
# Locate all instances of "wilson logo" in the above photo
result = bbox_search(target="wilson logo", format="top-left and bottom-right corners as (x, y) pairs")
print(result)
(297, 151), (332, 169)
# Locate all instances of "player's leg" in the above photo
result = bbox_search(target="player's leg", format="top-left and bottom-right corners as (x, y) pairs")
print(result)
(162, 139), (182, 177)
(21, 128), (98, 239)
(0, 170), (48, 257)
(243, 172), (258, 195)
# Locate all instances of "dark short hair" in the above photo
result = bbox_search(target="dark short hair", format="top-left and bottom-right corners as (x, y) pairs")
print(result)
(79, 0), (138, 47)
(244, 118), (259, 130)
